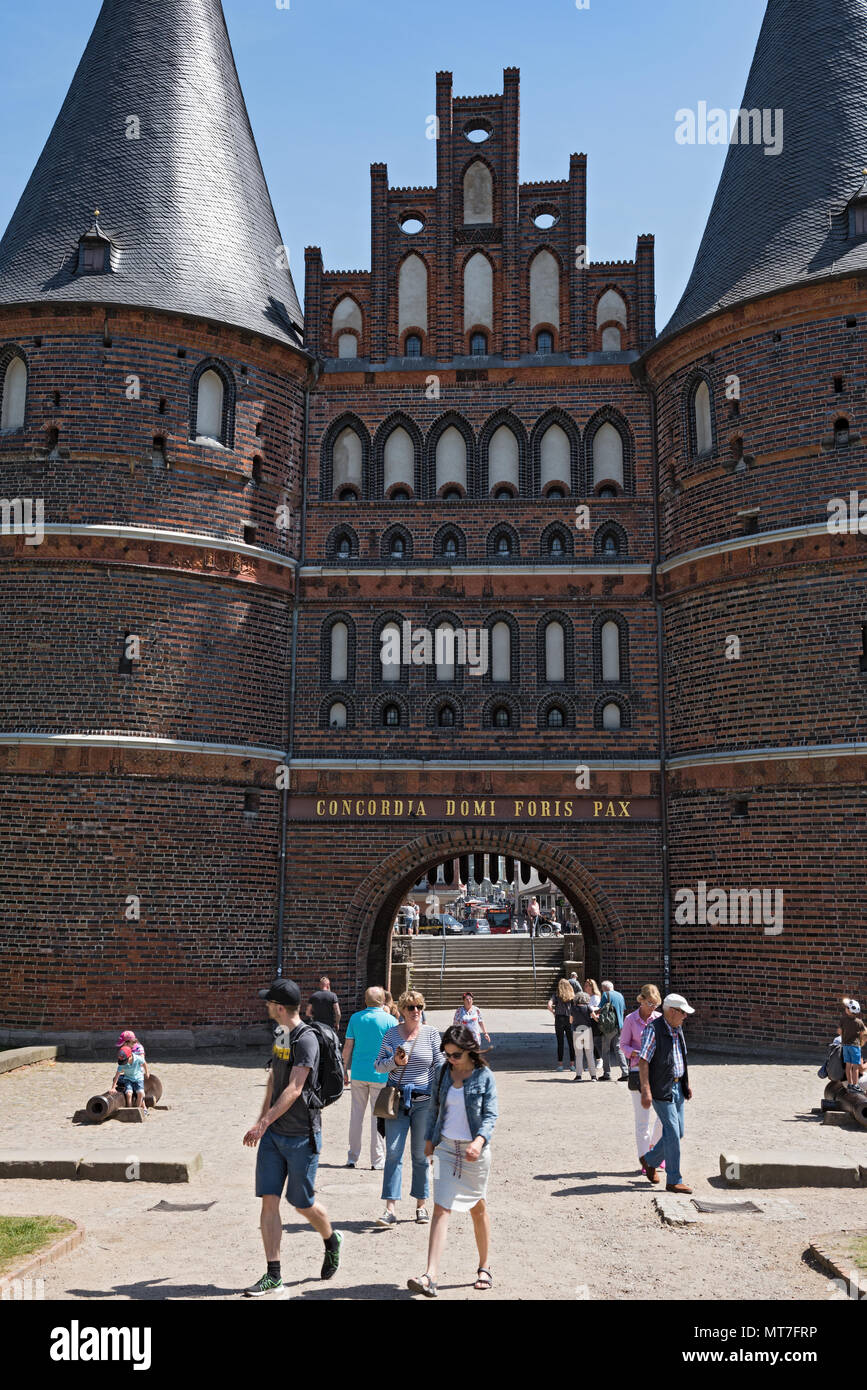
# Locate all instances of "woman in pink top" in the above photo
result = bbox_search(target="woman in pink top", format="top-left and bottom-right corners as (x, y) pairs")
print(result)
(621, 984), (663, 1174)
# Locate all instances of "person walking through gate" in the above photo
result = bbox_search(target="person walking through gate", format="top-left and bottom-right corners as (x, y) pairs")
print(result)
(620, 984), (663, 1174)
(307, 976), (340, 1030)
(571, 990), (598, 1080)
(638, 993), (695, 1194)
(453, 992), (490, 1047)
(343, 987), (394, 1170)
(598, 979), (629, 1081)
(373, 991), (441, 1227)
(407, 1024), (498, 1297)
(242, 979), (342, 1297)
(547, 979), (576, 1071)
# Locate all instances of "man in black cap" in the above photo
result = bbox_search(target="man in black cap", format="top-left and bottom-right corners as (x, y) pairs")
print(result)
(242, 978), (343, 1297)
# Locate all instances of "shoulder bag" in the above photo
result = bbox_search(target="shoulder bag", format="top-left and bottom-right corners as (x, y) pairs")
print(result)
(374, 1034), (418, 1120)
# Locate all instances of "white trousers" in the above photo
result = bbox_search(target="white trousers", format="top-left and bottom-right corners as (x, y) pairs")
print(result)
(572, 1025), (596, 1076)
(347, 1080), (386, 1167)
(630, 1083), (663, 1161)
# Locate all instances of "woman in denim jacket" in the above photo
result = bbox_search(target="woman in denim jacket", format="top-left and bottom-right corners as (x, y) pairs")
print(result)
(406, 1024), (498, 1298)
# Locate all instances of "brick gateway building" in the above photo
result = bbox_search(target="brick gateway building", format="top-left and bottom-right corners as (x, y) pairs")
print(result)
(0, 0), (863, 1050)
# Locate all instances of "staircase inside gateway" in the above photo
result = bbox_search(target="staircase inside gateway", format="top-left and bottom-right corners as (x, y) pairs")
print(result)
(398, 934), (570, 1008)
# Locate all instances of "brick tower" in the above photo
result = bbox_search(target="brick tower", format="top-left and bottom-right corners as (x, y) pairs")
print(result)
(640, 0), (867, 1045)
(0, 0), (308, 1038)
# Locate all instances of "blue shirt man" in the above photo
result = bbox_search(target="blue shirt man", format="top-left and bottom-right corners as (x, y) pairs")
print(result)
(342, 988), (395, 1169)
(599, 979), (628, 1080)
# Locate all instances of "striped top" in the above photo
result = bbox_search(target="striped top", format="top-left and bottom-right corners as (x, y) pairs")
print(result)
(375, 1024), (441, 1094)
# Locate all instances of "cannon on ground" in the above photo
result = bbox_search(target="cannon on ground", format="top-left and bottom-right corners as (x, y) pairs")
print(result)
(823, 1079), (867, 1129)
(84, 1072), (163, 1123)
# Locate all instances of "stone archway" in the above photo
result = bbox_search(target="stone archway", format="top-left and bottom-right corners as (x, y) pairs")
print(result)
(342, 828), (627, 1002)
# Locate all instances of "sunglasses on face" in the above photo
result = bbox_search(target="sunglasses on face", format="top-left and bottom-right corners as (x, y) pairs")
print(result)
(443, 1049), (464, 1060)
(404, 1004), (423, 1011)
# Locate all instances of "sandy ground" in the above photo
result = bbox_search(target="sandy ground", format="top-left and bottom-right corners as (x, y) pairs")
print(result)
(0, 1010), (865, 1302)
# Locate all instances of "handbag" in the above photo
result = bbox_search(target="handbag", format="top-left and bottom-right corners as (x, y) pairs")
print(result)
(373, 1035), (418, 1119)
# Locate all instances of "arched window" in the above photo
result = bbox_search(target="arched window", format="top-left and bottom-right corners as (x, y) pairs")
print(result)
(333, 426), (364, 497)
(835, 417), (851, 448)
(384, 426), (415, 496)
(0, 356), (27, 432)
(492, 622), (511, 682)
(593, 423), (624, 490)
(496, 534), (512, 557)
(398, 255), (428, 336)
(443, 488), (462, 501)
(601, 327), (621, 351)
(547, 706), (565, 729)
(435, 623), (456, 682)
(603, 533), (619, 558)
(329, 702), (347, 729)
(332, 296), (362, 339)
(602, 701), (622, 731)
(596, 290), (627, 327)
(545, 622), (566, 682)
(547, 488), (565, 502)
(405, 334), (422, 358)
(488, 425), (520, 493)
(463, 161), (493, 224)
(471, 332), (488, 357)
(693, 380), (713, 455)
(493, 705), (511, 729)
(336, 534), (352, 560)
(601, 620), (621, 682)
(380, 622), (402, 683)
(389, 534), (405, 560)
(383, 703), (401, 728)
(536, 330), (554, 355)
(464, 254), (493, 332)
(337, 334), (358, 359)
(338, 487), (358, 501)
(438, 705), (455, 728)
(540, 423), (571, 494)
(436, 426), (468, 495)
(530, 249), (560, 331)
(549, 533), (564, 555)
(195, 369), (225, 444)
(330, 622), (349, 682)
(443, 534), (458, 559)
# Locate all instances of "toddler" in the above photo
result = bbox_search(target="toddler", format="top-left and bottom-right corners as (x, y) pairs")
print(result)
(111, 1043), (149, 1111)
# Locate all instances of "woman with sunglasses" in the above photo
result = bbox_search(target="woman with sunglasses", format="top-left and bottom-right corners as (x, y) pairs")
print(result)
(373, 991), (441, 1228)
(407, 1024), (498, 1298)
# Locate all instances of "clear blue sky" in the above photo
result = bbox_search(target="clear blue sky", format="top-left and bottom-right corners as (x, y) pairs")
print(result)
(0, 0), (767, 331)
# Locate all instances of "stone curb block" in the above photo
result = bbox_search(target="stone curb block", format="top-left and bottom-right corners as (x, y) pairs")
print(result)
(0, 1046), (65, 1074)
(0, 1151), (202, 1182)
(0, 1152), (82, 1179)
(720, 1150), (863, 1188)
(0, 1220), (85, 1290)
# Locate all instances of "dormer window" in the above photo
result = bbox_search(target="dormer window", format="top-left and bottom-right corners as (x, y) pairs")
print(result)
(76, 218), (113, 276)
(849, 178), (867, 239)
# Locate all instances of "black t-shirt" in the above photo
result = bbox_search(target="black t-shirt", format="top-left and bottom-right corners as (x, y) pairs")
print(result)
(308, 989), (338, 1025)
(269, 1024), (320, 1137)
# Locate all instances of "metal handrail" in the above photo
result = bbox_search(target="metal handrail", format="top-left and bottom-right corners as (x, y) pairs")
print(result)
(439, 921), (447, 1000)
(531, 932), (537, 999)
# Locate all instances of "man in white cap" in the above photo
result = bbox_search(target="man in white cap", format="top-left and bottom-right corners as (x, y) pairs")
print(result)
(637, 993), (695, 1194)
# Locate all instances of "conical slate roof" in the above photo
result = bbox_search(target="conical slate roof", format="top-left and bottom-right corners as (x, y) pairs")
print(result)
(0, 0), (303, 347)
(662, 0), (867, 342)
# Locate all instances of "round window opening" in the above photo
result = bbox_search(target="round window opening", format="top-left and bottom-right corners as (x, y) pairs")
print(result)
(399, 213), (425, 235)
(464, 121), (492, 144)
(533, 210), (560, 230)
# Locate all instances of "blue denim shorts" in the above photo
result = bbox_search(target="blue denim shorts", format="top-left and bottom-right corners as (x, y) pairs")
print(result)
(255, 1126), (321, 1208)
(842, 1044), (863, 1066)
(116, 1076), (143, 1095)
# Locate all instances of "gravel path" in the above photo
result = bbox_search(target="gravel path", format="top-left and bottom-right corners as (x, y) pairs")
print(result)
(1, 1010), (864, 1301)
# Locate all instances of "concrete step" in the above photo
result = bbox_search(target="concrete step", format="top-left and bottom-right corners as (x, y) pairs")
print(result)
(720, 1150), (864, 1188)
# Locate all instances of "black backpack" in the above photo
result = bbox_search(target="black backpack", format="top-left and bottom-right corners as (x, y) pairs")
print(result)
(598, 995), (619, 1036)
(818, 1041), (845, 1083)
(297, 1021), (345, 1110)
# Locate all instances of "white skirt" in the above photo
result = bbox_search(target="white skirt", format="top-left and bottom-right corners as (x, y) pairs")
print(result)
(432, 1138), (491, 1212)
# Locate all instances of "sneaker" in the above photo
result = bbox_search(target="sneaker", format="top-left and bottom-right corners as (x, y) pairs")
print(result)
(320, 1232), (343, 1280)
(372, 1162), (385, 1171)
(569, 1063), (576, 1072)
(556, 1064), (565, 1072)
(375, 1210), (397, 1228)
(600, 1075), (612, 1082)
(415, 1207), (430, 1223)
(345, 1161), (356, 1169)
(243, 1272), (286, 1298)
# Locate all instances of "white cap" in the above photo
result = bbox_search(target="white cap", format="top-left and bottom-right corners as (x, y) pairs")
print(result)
(663, 993), (695, 1015)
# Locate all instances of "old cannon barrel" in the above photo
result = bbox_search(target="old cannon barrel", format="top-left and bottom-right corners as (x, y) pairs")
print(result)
(85, 1090), (124, 1122)
(144, 1073), (163, 1108)
(836, 1086), (867, 1129)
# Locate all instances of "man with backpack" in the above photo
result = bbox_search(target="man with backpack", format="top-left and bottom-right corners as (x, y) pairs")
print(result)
(598, 979), (629, 1082)
(242, 978), (344, 1297)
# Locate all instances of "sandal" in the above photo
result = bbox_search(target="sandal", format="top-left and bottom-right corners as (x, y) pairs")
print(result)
(407, 1273), (438, 1298)
(474, 1266), (493, 1291)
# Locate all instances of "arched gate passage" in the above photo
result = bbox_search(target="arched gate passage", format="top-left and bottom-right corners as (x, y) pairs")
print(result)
(342, 829), (627, 1002)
